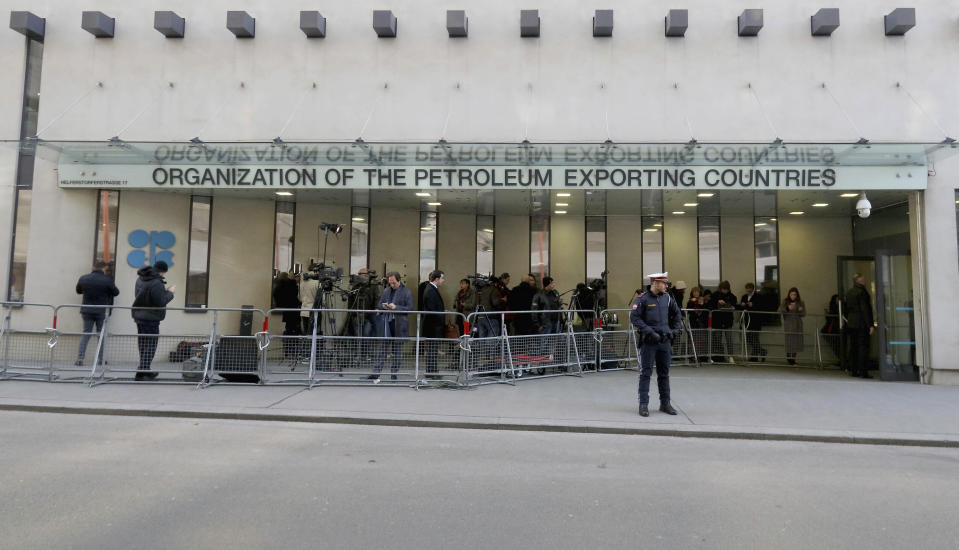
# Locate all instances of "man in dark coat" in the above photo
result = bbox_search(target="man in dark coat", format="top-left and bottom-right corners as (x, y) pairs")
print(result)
(707, 280), (738, 363)
(738, 282), (765, 362)
(421, 270), (446, 378)
(131, 261), (175, 380)
(630, 273), (683, 417)
(74, 260), (119, 365)
(844, 273), (874, 378)
(508, 273), (538, 335)
(369, 271), (413, 381)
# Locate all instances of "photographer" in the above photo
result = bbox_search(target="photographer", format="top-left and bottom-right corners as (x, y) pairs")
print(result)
(509, 274), (538, 335)
(478, 272), (510, 337)
(453, 278), (477, 335)
(349, 268), (382, 361)
(532, 277), (562, 354)
(298, 266), (319, 335)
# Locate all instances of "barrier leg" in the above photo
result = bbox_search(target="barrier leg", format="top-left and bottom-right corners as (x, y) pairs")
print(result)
(307, 312), (318, 389)
(87, 316), (110, 386)
(46, 329), (57, 382)
(568, 324), (583, 377)
(0, 307), (10, 378)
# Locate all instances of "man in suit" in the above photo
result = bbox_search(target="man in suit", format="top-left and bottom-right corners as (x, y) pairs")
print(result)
(421, 270), (446, 379)
(369, 272), (413, 382)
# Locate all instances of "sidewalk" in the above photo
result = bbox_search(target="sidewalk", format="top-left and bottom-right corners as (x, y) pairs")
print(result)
(2, 365), (958, 448)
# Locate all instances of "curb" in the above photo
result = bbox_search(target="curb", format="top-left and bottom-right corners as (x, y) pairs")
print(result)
(2, 403), (958, 448)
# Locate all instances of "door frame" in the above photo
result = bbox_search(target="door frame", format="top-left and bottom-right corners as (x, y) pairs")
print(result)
(874, 249), (917, 382)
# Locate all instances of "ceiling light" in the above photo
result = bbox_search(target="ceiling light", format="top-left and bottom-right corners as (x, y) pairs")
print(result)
(643, 228), (659, 232)
(683, 202), (698, 207)
(275, 191), (293, 196)
(557, 192), (571, 197)
(789, 211), (805, 215)
(351, 217), (365, 222)
(556, 202), (569, 207)
(840, 193), (858, 198)
(672, 211), (685, 215)
(812, 203), (829, 207)
(415, 192), (431, 197)
(554, 210), (567, 214)
(427, 202), (442, 206)
(420, 226), (433, 231)
(770, 218), (777, 221)
(697, 193), (714, 197)
(754, 223), (767, 227)
(482, 228), (494, 233)
(653, 223), (662, 227)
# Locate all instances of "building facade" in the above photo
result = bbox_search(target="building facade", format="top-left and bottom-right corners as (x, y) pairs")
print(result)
(2, 0), (959, 383)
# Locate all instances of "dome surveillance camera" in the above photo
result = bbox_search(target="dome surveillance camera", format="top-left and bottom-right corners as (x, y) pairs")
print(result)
(855, 193), (872, 218)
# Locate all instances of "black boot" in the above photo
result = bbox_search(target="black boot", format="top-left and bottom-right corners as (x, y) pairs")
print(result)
(638, 404), (649, 417)
(659, 401), (678, 415)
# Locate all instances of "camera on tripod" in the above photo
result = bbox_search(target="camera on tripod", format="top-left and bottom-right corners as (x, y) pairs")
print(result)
(303, 262), (344, 291)
(467, 273), (494, 289)
(349, 269), (380, 287)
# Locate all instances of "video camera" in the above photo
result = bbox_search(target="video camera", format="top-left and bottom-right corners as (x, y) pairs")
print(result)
(349, 269), (381, 287)
(303, 262), (344, 291)
(467, 273), (494, 289)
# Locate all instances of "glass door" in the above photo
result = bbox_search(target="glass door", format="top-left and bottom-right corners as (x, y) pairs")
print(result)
(874, 250), (917, 382)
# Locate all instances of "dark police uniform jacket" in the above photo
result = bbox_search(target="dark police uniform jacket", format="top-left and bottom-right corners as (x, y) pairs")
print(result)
(630, 291), (682, 341)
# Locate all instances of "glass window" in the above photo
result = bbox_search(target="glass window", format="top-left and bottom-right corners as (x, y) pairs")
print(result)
(185, 196), (212, 307)
(94, 190), (119, 271)
(5, 39), (43, 302)
(476, 215), (494, 276)
(7, 190), (31, 302)
(530, 213), (550, 279)
(350, 206), (370, 275)
(642, 217), (663, 276)
(698, 216), (721, 289)
(273, 201), (295, 275)
(419, 211), (438, 283)
(754, 216), (779, 295)
(586, 216), (606, 281)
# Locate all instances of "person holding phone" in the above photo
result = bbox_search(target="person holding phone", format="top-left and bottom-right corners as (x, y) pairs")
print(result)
(368, 271), (413, 382)
(131, 260), (175, 380)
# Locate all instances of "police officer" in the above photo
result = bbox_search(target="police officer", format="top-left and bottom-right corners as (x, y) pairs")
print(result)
(630, 272), (683, 417)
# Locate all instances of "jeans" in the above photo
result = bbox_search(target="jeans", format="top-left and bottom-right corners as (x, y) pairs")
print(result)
(373, 320), (402, 374)
(136, 321), (160, 371)
(638, 339), (672, 405)
(77, 314), (105, 361)
(477, 315), (501, 339)
(537, 319), (561, 356)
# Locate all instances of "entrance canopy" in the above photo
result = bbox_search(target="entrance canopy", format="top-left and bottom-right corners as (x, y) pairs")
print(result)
(8, 139), (958, 192)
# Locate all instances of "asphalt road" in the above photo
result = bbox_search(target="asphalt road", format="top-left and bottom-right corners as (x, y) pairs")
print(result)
(1, 411), (957, 550)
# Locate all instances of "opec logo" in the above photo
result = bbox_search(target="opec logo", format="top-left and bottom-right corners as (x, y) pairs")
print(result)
(127, 230), (175, 269)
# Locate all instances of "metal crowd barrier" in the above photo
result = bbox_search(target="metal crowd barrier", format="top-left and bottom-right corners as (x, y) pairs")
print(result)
(0, 300), (847, 389)
(465, 309), (593, 384)
(261, 308), (468, 388)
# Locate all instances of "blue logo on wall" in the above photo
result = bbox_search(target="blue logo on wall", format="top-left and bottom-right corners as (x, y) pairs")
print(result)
(127, 230), (175, 269)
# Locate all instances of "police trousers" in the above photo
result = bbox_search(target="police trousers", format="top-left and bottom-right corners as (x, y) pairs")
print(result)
(638, 339), (672, 405)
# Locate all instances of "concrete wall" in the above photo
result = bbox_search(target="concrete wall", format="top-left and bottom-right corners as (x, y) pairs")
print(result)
(550, 215), (585, 297)
(779, 216), (854, 319)
(664, 215), (698, 292)
(721, 216), (756, 291)
(294, 203), (352, 273)
(606, 216), (643, 310)
(437, 212), (475, 308)
(921, 160), (959, 384)
(369, 207), (418, 295)
(494, 215), (529, 279)
(207, 196), (274, 332)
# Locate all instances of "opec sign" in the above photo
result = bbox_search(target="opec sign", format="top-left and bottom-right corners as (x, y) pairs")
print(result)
(127, 230), (175, 269)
